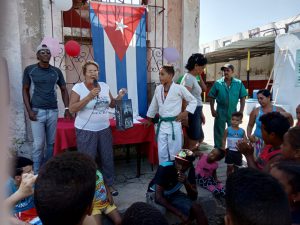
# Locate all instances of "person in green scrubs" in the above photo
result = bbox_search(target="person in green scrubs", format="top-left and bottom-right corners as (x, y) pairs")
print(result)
(208, 64), (248, 148)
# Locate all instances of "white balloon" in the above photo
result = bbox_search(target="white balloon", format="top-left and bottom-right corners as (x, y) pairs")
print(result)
(53, 0), (73, 11)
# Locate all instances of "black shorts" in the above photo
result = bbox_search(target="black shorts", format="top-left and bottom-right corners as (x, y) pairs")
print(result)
(225, 150), (242, 166)
(187, 106), (204, 141)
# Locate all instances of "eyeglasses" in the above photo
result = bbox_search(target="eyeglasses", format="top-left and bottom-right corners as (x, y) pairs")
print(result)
(39, 50), (51, 55)
(86, 70), (99, 74)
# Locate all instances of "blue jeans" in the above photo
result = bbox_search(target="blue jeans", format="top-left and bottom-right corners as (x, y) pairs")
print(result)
(31, 108), (58, 174)
(146, 191), (192, 217)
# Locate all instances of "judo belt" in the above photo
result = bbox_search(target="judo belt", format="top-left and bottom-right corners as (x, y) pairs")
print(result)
(156, 116), (177, 141)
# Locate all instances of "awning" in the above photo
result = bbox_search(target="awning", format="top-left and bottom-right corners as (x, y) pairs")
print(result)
(205, 36), (276, 64)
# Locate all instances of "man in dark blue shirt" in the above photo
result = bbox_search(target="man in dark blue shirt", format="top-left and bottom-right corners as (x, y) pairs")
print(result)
(147, 150), (208, 225)
(22, 44), (71, 174)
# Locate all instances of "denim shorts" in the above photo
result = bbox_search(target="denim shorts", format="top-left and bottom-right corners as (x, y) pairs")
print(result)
(187, 106), (204, 141)
(146, 191), (192, 217)
(166, 191), (193, 216)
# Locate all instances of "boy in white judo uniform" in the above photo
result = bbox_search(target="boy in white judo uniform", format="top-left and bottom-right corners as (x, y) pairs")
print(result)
(146, 65), (197, 163)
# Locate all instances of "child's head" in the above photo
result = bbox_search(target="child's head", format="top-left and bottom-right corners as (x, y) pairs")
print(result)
(225, 168), (291, 225)
(122, 202), (168, 225)
(281, 127), (300, 161)
(12, 156), (33, 185)
(270, 161), (300, 208)
(296, 104), (300, 121)
(207, 148), (225, 163)
(259, 112), (290, 145)
(34, 152), (97, 225)
(159, 65), (174, 85)
(231, 112), (243, 127)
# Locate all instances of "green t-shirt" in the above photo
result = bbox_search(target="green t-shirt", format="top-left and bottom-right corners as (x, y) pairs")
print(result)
(177, 74), (200, 84)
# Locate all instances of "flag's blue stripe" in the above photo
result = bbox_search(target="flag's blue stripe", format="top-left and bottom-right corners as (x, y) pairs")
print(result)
(90, 6), (106, 82)
(115, 54), (128, 100)
(135, 12), (147, 116)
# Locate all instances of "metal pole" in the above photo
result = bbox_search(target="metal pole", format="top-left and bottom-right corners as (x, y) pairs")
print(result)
(246, 49), (250, 89)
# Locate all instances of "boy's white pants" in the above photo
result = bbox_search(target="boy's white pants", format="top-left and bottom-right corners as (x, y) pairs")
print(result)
(157, 125), (183, 163)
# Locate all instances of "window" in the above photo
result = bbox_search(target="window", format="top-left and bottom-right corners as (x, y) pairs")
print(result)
(223, 40), (231, 47)
(203, 47), (210, 54)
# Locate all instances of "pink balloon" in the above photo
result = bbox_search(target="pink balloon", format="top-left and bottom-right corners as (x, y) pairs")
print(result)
(164, 47), (180, 63)
(41, 37), (61, 57)
(65, 40), (81, 57)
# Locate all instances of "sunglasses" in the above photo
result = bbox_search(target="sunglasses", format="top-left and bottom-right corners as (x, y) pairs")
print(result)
(39, 50), (51, 55)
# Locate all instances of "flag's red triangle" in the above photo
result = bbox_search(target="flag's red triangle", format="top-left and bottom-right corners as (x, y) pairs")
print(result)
(91, 2), (145, 61)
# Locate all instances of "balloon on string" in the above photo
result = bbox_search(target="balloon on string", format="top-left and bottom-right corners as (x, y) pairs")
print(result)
(53, 0), (73, 11)
(163, 47), (180, 63)
(41, 37), (61, 57)
(65, 40), (81, 57)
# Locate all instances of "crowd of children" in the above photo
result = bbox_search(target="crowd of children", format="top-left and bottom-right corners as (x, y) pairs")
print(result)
(5, 60), (300, 225)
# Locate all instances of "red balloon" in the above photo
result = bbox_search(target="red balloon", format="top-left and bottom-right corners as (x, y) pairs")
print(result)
(65, 40), (80, 57)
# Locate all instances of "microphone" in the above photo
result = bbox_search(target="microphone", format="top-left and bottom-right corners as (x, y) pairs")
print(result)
(93, 79), (98, 88)
(93, 79), (99, 100)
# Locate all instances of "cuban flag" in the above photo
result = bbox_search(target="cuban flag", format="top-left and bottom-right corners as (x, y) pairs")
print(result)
(89, 1), (147, 116)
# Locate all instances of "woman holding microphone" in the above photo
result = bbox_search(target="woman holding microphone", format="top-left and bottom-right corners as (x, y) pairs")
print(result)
(69, 60), (126, 195)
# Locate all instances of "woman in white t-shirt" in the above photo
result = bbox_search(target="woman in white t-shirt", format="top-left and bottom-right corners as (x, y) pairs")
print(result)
(69, 60), (126, 195)
(181, 53), (207, 150)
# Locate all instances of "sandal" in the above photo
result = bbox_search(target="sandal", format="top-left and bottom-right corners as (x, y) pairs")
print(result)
(109, 186), (119, 196)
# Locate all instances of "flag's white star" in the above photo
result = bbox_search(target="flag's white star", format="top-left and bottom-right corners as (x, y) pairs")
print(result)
(115, 18), (128, 34)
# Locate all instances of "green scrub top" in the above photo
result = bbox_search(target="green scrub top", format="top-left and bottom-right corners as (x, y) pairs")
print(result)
(208, 77), (248, 119)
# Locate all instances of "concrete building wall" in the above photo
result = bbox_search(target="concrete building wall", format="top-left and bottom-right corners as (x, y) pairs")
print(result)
(240, 54), (273, 81)
(0, 0), (26, 144)
(182, 0), (200, 69)
(0, 0), (66, 145)
(166, 0), (182, 81)
(147, 0), (167, 84)
(205, 54), (273, 82)
(148, 0), (200, 83)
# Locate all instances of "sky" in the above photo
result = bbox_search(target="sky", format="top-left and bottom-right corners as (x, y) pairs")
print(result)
(200, 0), (300, 44)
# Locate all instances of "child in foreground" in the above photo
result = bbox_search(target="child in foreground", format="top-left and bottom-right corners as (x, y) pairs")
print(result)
(83, 170), (121, 225)
(5, 157), (38, 225)
(281, 126), (300, 162)
(237, 112), (290, 171)
(147, 149), (208, 225)
(270, 161), (300, 225)
(225, 168), (291, 225)
(195, 148), (226, 198)
(34, 152), (97, 225)
(222, 112), (246, 176)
